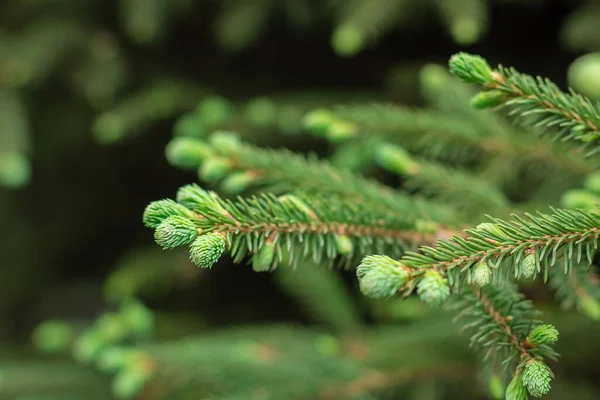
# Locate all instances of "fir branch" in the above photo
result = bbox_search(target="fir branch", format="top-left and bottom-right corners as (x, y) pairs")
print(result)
(145, 185), (448, 269)
(449, 52), (600, 153)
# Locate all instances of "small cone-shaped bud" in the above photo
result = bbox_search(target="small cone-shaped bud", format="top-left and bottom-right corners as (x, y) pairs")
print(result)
(176, 184), (209, 209)
(245, 97), (278, 126)
(416, 270), (450, 306)
(560, 189), (599, 210)
(476, 222), (508, 239)
(520, 253), (537, 279)
(326, 120), (357, 142)
(528, 324), (559, 346)
(165, 137), (213, 169)
(196, 95), (232, 127)
(143, 199), (193, 228)
(32, 320), (73, 353)
(568, 52), (600, 100)
(120, 300), (154, 336)
(448, 52), (494, 84)
(506, 372), (528, 400)
(198, 157), (231, 183)
(302, 109), (336, 136)
(331, 24), (364, 57)
(173, 113), (205, 137)
(154, 215), (197, 249)
(522, 359), (552, 397)
(374, 143), (420, 176)
(221, 171), (258, 194)
(73, 330), (105, 363)
(189, 232), (226, 268)
(209, 131), (242, 155)
(252, 242), (275, 272)
(472, 261), (492, 286)
(0, 152), (31, 189)
(356, 255), (409, 299)
(335, 235), (353, 256)
(584, 171), (600, 195)
(580, 294), (600, 320)
(471, 90), (506, 109)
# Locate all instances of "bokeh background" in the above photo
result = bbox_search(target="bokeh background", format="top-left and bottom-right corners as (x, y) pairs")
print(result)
(2, 0), (600, 399)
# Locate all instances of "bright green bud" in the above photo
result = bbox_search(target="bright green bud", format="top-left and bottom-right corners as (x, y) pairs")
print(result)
(120, 300), (154, 336)
(584, 171), (600, 195)
(198, 157), (231, 183)
(335, 235), (353, 256)
(561, 189), (599, 210)
(196, 95), (232, 127)
(476, 222), (508, 239)
(189, 232), (226, 268)
(450, 17), (481, 45)
(488, 374), (505, 400)
(331, 24), (364, 57)
(209, 131), (242, 155)
(448, 52), (494, 84)
(143, 199), (194, 228)
(252, 242), (275, 272)
(73, 330), (105, 363)
(356, 255), (409, 299)
(31, 320), (73, 353)
(0, 152), (31, 188)
(173, 113), (205, 137)
(326, 120), (357, 142)
(472, 261), (492, 286)
(522, 359), (552, 397)
(154, 215), (197, 249)
(506, 372), (528, 400)
(374, 143), (420, 176)
(528, 324), (559, 346)
(112, 365), (152, 399)
(220, 171), (258, 194)
(92, 112), (124, 144)
(419, 64), (450, 94)
(96, 313), (129, 342)
(520, 253), (537, 279)
(97, 346), (133, 373)
(302, 109), (336, 135)
(417, 270), (450, 306)
(580, 294), (600, 320)
(245, 97), (277, 126)
(176, 183), (216, 210)
(568, 52), (600, 100)
(165, 137), (213, 169)
(471, 90), (506, 108)
(415, 219), (439, 234)
(278, 194), (318, 220)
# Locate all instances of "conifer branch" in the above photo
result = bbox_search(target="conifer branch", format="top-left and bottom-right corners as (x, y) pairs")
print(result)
(144, 185), (449, 269)
(167, 132), (460, 226)
(449, 52), (600, 153)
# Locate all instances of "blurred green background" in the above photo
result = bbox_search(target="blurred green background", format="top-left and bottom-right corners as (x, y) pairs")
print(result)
(2, 0), (600, 399)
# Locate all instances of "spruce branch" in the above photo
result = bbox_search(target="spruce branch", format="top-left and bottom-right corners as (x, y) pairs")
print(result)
(357, 208), (600, 301)
(167, 131), (459, 226)
(145, 185), (448, 269)
(449, 52), (600, 153)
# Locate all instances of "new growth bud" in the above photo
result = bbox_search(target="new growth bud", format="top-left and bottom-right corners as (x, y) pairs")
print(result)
(252, 241), (276, 272)
(522, 359), (552, 397)
(374, 143), (420, 176)
(356, 255), (409, 300)
(472, 261), (492, 286)
(448, 52), (494, 85)
(520, 253), (537, 279)
(335, 235), (354, 256)
(154, 215), (198, 249)
(506, 371), (528, 400)
(166, 137), (213, 169)
(189, 232), (226, 268)
(528, 324), (559, 346)
(416, 270), (450, 306)
(143, 199), (194, 228)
